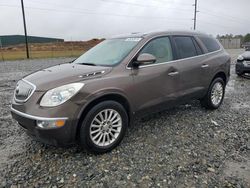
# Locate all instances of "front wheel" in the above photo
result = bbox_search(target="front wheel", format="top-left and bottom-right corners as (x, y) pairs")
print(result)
(236, 72), (243, 77)
(200, 77), (225, 110)
(79, 101), (128, 154)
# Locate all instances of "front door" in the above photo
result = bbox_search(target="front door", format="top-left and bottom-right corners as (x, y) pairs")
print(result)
(130, 36), (181, 115)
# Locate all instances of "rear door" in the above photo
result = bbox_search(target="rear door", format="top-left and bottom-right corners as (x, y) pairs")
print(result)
(197, 36), (224, 85)
(172, 36), (208, 99)
(129, 36), (182, 114)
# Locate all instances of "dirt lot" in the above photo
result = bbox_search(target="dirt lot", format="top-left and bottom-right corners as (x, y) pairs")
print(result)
(0, 49), (250, 187)
(0, 39), (102, 61)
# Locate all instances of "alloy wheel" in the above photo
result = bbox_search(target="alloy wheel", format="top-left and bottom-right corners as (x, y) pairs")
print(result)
(90, 109), (122, 147)
(211, 82), (224, 106)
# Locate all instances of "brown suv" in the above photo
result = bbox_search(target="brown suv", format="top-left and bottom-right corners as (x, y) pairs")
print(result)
(11, 31), (231, 153)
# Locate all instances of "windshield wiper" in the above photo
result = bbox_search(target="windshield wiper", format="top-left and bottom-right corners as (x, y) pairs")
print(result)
(79, 62), (96, 66)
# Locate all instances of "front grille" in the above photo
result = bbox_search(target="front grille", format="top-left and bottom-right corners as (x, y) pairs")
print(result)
(14, 80), (36, 102)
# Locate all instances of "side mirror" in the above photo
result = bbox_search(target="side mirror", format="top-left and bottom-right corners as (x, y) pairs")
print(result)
(133, 53), (156, 67)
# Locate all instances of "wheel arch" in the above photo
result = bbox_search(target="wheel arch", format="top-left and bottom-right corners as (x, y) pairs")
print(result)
(201, 71), (227, 99)
(212, 71), (227, 84)
(75, 93), (132, 139)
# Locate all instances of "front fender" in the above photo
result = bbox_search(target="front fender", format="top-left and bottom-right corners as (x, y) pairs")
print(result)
(75, 88), (133, 120)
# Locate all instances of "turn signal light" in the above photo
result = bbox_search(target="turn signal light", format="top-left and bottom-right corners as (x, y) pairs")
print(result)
(37, 119), (66, 129)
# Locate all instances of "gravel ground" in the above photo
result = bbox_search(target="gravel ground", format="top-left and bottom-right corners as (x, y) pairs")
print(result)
(0, 50), (250, 187)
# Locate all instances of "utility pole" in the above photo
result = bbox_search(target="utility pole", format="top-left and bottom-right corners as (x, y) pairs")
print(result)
(0, 37), (4, 61)
(193, 0), (198, 30)
(21, 0), (29, 58)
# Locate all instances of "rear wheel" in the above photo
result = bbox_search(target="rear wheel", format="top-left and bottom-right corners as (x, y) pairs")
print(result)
(79, 101), (128, 154)
(200, 77), (225, 110)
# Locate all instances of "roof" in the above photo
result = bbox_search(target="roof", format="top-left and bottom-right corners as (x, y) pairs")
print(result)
(111, 30), (209, 39)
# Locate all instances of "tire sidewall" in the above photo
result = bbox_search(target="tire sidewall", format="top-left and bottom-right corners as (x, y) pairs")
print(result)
(80, 101), (128, 153)
(208, 78), (225, 109)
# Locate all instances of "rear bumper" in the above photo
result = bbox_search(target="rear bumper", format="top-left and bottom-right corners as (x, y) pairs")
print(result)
(11, 107), (77, 146)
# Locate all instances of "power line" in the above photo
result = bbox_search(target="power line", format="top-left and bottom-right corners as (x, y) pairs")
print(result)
(200, 10), (249, 25)
(198, 20), (235, 30)
(5, 0), (194, 13)
(98, 0), (193, 9)
(4, 1), (248, 34)
(4, 0), (250, 26)
(201, 8), (250, 23)
(0, 4), (192, 21)
(25, 0), (250, 24)
(25, 0), (194, 13)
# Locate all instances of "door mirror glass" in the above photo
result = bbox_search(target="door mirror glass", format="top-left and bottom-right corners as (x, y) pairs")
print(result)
(135, 53), (156, 66)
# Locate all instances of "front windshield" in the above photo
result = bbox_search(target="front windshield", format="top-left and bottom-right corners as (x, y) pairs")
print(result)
(74, 38), (142, 66)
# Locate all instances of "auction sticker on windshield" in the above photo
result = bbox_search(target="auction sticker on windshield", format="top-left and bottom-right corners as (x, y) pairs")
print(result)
(125, 38), (142, 42)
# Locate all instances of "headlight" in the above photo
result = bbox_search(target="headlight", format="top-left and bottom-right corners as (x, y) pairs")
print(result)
(237, 55), (244, 61)
(40, 83), (84, 107)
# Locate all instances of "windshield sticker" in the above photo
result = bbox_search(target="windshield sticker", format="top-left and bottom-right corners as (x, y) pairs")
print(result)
(125, 38), (142, 42)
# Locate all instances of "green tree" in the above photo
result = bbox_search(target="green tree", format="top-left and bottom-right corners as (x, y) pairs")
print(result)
(243, 33), (250, 43)
(234, 35), (243, 39)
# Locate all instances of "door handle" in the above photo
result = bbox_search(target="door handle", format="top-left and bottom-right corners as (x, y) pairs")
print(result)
(168, 71), (179, 76)
(201, 64), (209, 68)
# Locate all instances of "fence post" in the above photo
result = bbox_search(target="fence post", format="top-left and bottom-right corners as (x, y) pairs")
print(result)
(71, 37), (73, 57)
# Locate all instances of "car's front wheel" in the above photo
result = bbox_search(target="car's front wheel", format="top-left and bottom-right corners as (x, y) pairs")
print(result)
(200, 77), (225, 110)
(236, 72), (243, 77)
(79, 101), (128, 154)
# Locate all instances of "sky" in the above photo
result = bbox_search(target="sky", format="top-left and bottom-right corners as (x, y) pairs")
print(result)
(0, 0), (250, 41)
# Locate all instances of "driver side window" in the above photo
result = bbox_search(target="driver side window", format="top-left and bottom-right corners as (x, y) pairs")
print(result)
(139, 37), (173, 64)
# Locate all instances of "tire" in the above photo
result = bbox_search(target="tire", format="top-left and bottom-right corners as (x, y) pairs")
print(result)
(79, 100), (128, 154)
(237, 72), (243, 77)
(200, 77), (225, 110)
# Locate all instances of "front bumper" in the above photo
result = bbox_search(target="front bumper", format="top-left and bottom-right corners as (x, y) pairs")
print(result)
(11, 107), (77, 146)
(236, 61), (250, 74)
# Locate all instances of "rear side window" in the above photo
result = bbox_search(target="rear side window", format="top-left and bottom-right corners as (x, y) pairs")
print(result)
(198, 36), (221, 52)
(192, 38), (203, 55)
(173, 36), (197, 59)
(139, 37), (173, 64)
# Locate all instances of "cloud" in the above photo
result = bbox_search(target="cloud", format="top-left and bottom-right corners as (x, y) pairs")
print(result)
(0, 0), (249, 40)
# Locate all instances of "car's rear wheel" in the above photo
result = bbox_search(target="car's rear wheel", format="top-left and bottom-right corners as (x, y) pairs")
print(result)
(200, 77), (225, 110)
(79, 101), (128, 154)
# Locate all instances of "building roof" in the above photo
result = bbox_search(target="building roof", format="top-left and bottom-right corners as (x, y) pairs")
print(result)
(0, 35), (64, 47)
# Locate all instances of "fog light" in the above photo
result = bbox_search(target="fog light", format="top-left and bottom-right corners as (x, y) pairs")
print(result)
(37, 119), (66, 129)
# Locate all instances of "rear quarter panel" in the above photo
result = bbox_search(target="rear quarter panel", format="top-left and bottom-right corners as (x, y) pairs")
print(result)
(204, 50), (231, 90)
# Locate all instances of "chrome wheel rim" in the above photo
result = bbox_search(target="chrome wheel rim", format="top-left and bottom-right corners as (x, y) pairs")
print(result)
(90, 109), (122, 147)
(211, 82), (224, 106)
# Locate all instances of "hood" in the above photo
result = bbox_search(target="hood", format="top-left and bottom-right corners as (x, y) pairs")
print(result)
(241, 51), (250, 59)
(24, 63), (112, 91)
